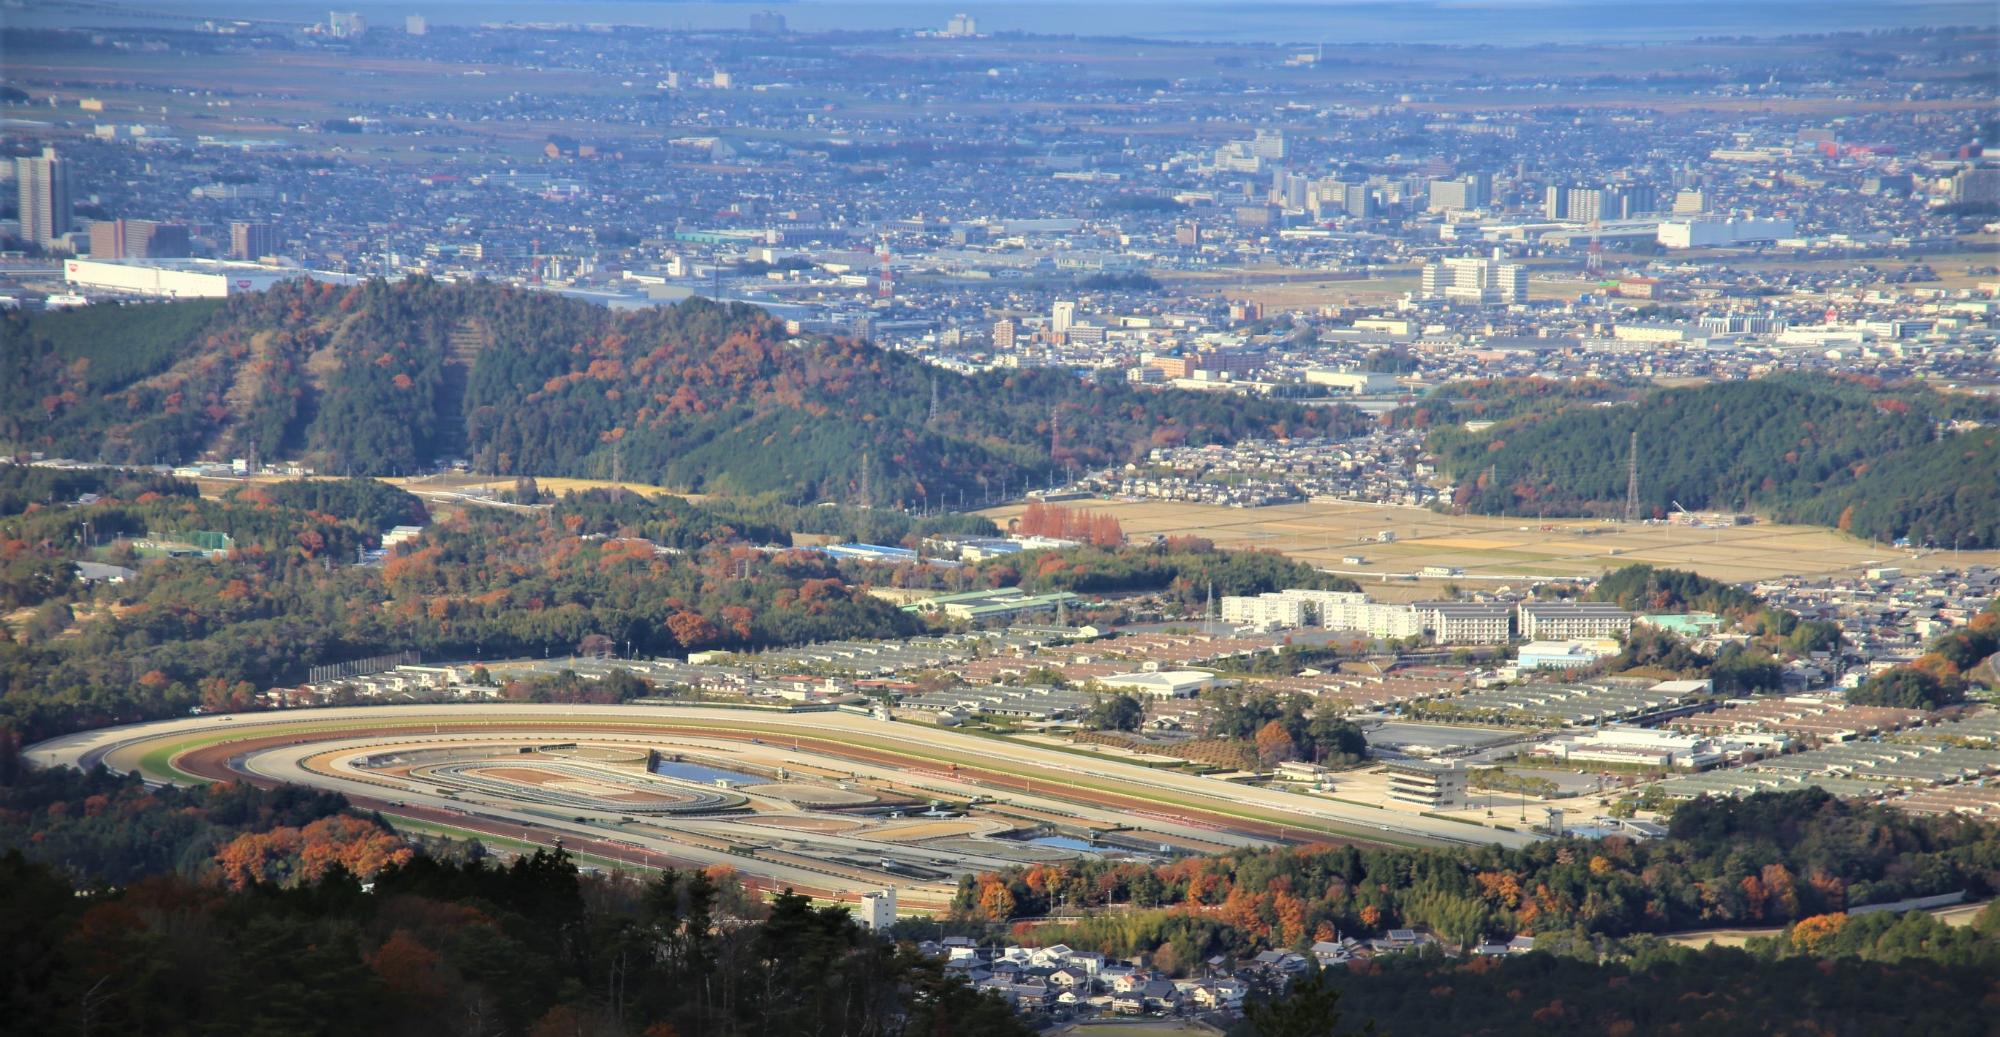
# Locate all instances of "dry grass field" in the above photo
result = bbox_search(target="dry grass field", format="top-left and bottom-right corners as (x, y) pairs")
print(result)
(387, 473), (701, 501)
(980, 497), (1999, 586)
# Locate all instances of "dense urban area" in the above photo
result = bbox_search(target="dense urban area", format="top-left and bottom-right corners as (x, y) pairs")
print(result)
(3, 4), (1999, 1036)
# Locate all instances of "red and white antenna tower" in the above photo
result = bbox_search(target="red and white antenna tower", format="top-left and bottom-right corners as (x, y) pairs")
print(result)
(876, 236), (893, 300)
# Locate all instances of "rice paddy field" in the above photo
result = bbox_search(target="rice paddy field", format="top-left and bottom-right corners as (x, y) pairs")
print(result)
(981, 497), (2000, 586)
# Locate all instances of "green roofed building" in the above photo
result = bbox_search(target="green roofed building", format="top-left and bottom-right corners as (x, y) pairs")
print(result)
(902, 587), (1081, 622)
(1636, 612), (1724, 637)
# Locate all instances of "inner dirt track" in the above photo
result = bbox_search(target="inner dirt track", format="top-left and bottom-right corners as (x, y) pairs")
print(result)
(27, 703), (1534, 910)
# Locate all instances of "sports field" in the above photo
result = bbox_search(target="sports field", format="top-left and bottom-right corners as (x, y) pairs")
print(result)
(980, 497), (1996, 585)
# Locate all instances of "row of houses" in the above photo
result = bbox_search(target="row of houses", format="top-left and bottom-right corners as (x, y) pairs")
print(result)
(928, 926), (1510, 1017)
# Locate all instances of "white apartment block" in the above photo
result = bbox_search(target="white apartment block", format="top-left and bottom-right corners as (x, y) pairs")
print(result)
(1222, 593), (1311, 629)
(1323, 599), (1426, 639)
(1223, 589), (1425, 639)
(1414, 602), (1514, 644)
(1517, 602), (1633, 640)
(1222, 589), (1363, 629)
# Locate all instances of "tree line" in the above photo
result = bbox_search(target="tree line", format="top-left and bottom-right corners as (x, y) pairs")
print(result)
(1, 827), (1028, 1037)
(949, 790), (2000, 961)
(1426, 374), (2000, 546)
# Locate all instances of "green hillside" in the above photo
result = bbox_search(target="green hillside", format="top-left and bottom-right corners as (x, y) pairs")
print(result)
(1, 277), (1364, 504)
(1426, 375), (2000, 547)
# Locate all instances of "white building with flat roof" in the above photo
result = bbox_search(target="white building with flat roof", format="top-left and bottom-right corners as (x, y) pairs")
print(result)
(1657, 217), (1795, 249)
(1304, 370), (1401, 394)
(1100, 670), (1226, 699)
(1531, 726), (1722, 770)
(1383, 760), (1467, 809)
(1517, 639), (1620, 670)
(1414, 601), (1513, 644)
(63, 258), (299, 299)
(1518, 601), (1633, 640)
(858, 888), (896, 931)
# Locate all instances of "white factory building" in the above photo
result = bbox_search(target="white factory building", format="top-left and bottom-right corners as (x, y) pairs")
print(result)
(1531, 726), (1723, 770)
(61, 258), (362, 300)
(1656, 217), (1796, 249)
(1304, 369), (1402, 394)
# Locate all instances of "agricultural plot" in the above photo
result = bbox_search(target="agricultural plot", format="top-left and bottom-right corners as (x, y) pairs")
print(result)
(982, 497), (1998, 584)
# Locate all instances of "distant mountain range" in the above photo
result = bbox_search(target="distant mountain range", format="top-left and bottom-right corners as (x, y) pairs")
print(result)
(2, 277), (1362, 505)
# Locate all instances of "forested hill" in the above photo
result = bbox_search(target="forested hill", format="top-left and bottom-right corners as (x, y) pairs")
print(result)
(1427, 374), (2000, 547)
(1, 277), (1361, 504)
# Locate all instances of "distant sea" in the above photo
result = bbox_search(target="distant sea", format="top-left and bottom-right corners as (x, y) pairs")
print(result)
(15, 0), (1999, 46)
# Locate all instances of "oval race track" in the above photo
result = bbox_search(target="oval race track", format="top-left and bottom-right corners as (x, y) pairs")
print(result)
(27, 703), (1535, 909)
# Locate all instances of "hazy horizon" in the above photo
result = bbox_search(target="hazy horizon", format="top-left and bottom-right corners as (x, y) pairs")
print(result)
(18, 0), (2000, 46)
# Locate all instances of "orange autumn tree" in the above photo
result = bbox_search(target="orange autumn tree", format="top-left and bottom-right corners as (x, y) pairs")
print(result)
(1016, 501), (1124, 546)
(214, 814), (413, 890)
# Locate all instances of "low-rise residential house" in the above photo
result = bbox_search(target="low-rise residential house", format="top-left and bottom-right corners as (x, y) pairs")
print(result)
(1311, 938), (1361, 966)
(1141, 979), (1182, 1012)
(1047, 966), (1091, 991)
(1370, 928), (1441, 954)
(1248, 949), (1312, 975)
(1190, 978), (1249, 1009)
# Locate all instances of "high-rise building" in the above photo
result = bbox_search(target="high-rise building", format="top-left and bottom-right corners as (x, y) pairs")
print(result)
(328, 11), (366, 37)
(88, 219), (190, 260)
(1051, 300), (1075, 336)
(1341, 183), (1375, 218)
(1672, 188), (1707, 215)
(404, 14), (427, 35)
(944, 13), (978, 37)
(991, 318), (1017, 350)
(749, 10), (786, 34)
(1565, 186), (1607, 223)
(1544, 185), (1570, 219)
(1173, 222), (1201, 247)
(1950, 166), (2000, 205)
(1565, 184), (1659, 222)
(230, 221), (281, 261)
(1249, 128), (1288, 161)
(1419, 252), (1528, 306)
(1620, 184), (1659, 217)
(1426, 174), (1489, 213)
(1427, 178), (1466, 212)
(16, 147), (73, 248)
(1272, 169), (1310, 209)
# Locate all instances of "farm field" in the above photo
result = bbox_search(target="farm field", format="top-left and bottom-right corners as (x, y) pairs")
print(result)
(979, 497), (2000, 585)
